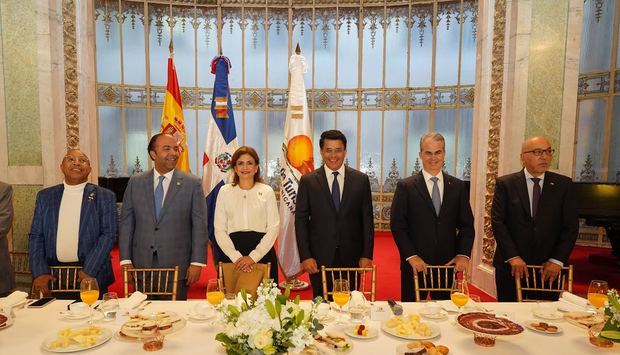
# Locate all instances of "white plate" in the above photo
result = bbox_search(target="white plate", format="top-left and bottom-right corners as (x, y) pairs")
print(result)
(419, 310), (449, 320)
(315, 313), (336, 323)
(0, 313), (14, 330)
(524, 320), (563, 335)
(330, 302), (349, 312)
(59, 311), (90, 320)
(381, 320), (441, 340)
(532, 309), (563, 320)
(312, 338), (353, 353)
(120, 312), (187, 338)
(344, 326), (378, 339)
(187, 311), (215, 322)
(41, 326), (113, 353)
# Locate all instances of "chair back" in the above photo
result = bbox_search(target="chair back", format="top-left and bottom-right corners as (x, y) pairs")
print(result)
(515, 265), (573, 302)
(217, 262), (271, 299)
(123, 266), (180, 300)
(31, 266), (84, 298)
(9, 251), (30, 276)
(321, 265), (377, 302)
(413, 265), (456, 302)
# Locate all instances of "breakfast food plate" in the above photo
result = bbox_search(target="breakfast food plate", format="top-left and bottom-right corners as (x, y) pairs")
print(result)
(312, 331), (353, 353)
(41, 325), (113, 353)
(344, 325), (378, 339)
(563, 311), (605, 329)
(456, 312), (524, 336)
(524, 320), (563, 335)
(395, 341), (450, 355)
(119, 311), (186, 339)
(0, 313), (14, 330)
(381, 315), (440, 340)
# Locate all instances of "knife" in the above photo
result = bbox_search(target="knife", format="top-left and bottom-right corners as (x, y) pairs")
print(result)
(387, 299), (403, 316)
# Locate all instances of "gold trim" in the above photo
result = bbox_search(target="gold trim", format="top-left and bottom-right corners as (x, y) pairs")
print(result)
(481, 0), (506, 265)
(63, 0), (80, 150)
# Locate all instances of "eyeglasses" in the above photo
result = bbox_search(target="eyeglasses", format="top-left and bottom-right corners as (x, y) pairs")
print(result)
(64, 155), (90, 165)
(522, 148), (555, 156)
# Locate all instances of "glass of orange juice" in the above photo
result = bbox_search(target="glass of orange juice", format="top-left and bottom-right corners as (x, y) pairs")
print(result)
(80, 278), (99, 324)
(587, 280), (608, 313)
(332, 279), (350, 325)
(207, 279), (225, 307)
(450, 273), (469, 313)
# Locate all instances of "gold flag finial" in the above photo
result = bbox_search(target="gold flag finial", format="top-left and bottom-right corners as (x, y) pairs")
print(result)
(295, 43), (301, 55)
(168, 39), (174, 56)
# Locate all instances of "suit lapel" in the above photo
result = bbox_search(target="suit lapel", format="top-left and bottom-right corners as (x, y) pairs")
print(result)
(439, 174), (453, 218)
(158, 169), (182, 221)
(50, 185), (64, 257)
(339, 166), (354, 212)
(77, 184), (96, 257)
(413, 173), (436, 216)
(315, 166), (336, 212)
(515, 170), (533, 220)
(145, 170), (157, 223)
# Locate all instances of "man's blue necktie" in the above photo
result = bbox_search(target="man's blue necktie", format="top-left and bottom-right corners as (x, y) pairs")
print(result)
(154, 175), (165, 219)
(430, 176), (441, 216)
(332, 171), (340, 212)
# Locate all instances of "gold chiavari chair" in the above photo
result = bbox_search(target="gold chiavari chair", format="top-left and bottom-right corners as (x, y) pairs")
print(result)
(217, 262), (271, 299)
(9, 251), (33, 295)
(123, 266), (180, 301)
(516, 265), (573, 302)
(32, 266), (84, 298)
(413, 265), (457, 302)
(321, 265), (377, 302)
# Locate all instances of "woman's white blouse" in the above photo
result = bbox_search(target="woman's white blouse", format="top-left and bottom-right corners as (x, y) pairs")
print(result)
(214, 182), (280, 262)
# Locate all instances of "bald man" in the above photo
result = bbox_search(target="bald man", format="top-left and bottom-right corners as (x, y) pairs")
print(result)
(491, 136), (578, 301)
(29, 150), (117, 297)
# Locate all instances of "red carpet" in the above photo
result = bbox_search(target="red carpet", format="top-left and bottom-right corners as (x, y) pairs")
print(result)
(107, 233), (618, 301)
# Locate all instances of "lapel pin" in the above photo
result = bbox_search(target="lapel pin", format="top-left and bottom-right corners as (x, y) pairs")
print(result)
(176, 181), (181, 186)
(87, 191), (95, 201)
(550, 182), (555, 186)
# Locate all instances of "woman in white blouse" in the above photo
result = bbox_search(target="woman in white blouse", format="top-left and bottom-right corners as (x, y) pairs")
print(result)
(214, 146), (280, 282)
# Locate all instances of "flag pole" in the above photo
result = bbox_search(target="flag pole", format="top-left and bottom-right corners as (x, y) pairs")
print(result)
(278, 42), (309, 292)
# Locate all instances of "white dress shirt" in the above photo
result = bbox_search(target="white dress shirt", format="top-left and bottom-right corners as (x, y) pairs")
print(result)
(214, 183), (280, 263)
(56, 182), (86, 263)
(324, 164), (345, 200)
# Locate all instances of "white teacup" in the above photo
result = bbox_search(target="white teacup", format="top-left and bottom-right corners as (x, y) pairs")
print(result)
(69, 302), (90, 316)
(193, 302), (212, 317)
(423, 302), (441, 316)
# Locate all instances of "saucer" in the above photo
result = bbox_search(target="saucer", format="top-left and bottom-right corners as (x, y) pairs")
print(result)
(419, 310), (448, 320)
(187, 311), (215, 322)
(59, 311), (90, 320)
(533, 309), (563, 320)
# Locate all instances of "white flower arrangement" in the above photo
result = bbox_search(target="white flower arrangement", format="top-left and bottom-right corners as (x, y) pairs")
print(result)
(216, 281), (325, 355)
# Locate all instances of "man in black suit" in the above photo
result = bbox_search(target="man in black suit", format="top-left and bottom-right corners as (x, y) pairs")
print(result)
(296, 130), (375, 298)
(390, 132), (474, 301)
(492, 136), (578, 302)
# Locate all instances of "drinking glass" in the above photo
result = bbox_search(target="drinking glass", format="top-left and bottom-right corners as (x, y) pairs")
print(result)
(206, 279), (225, 308)
(332, 279), (350, 325)
(80, 278), (99, 324)
(587, 280), (608, 312)
(101, 292), (119, 321)
(450, 273), (470, 313)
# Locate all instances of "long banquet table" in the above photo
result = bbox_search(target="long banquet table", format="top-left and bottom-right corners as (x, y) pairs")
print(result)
(0, 300), (618, 354)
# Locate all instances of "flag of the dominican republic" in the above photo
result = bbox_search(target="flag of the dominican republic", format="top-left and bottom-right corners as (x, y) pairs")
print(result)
(202, 55), (238, 262)
(277, 53), (314, 279)
(160, 56), (190, 172)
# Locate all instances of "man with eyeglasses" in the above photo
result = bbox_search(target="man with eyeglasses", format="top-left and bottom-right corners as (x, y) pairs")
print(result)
(390, 132), (474, 301)
(29, 150), (117, 298)
(492, 136), (578, 301)
(296, 130), (374, 298)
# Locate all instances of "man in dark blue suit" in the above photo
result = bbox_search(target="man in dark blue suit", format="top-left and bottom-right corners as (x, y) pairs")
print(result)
(29, 150), (117, 297)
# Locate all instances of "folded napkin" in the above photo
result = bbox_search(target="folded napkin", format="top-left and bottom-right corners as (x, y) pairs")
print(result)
(120, 291), (147, 310)
(558, 292), (588, 311)
(0, 291), (28, 308)
(437, 300), (459, 313)
(349, 291), (367, 308)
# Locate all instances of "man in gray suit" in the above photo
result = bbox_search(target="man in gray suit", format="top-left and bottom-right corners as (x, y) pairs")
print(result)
(0, 181), (15, 297)
(119, 133), (208, 300)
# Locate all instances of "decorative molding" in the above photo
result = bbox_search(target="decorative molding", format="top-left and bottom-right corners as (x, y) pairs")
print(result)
(481, 0), (506, 265)
(63, 0), (79, 150)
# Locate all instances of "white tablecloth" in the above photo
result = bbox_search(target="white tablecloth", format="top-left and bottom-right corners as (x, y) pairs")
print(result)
(0, 300), (618, 354)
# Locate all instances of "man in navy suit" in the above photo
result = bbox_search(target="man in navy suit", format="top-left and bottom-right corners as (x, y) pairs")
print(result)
(29, 150), (117, 297)
(390, 132), (474, 301)
(296, 130), (375, 298)
(492, 136), (578, 301)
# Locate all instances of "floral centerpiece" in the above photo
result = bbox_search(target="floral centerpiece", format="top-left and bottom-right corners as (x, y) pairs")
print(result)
(215, 281), (325, 354)
(600, 289), (620, 342)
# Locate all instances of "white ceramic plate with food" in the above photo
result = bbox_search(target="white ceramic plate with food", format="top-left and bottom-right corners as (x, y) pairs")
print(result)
(524, 320), (563, 335)
(344, 325), (378, 339)
(381, 320), (440, 340)
(41, 326), (113, 353)
(395, 342), (450, 355)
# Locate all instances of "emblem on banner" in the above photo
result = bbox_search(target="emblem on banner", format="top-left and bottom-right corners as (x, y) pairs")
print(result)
(215, 152), (233, 173)
(215, 97), (228, 119)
